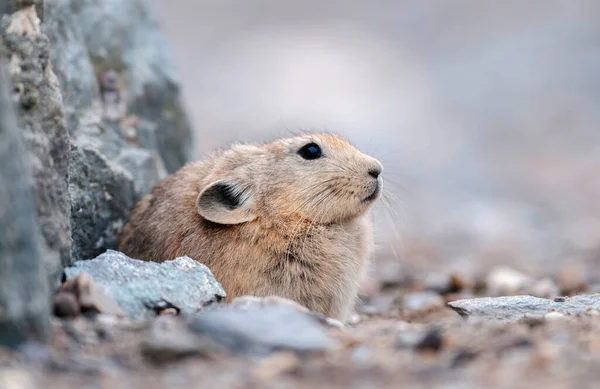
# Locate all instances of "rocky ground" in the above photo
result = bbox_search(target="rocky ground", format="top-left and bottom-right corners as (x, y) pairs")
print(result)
(2, 250), (600, 389)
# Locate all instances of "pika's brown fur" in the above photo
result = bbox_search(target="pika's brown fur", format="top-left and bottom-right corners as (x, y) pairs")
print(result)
(118, 133), (383, 321)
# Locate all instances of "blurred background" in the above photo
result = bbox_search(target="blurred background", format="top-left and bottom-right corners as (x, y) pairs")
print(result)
(148, 0), (600, 284)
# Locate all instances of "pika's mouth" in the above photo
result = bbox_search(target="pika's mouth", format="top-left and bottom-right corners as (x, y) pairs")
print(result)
(361, 183), (381, 203)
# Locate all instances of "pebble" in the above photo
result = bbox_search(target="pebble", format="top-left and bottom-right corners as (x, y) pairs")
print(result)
(395, 330), (429, 349)
(0, 369), (35, 389)
(556, 264), (588, 295)
(400, 291), (445, 311)
(414, 328), (444, 353)
(59, 273), (125, 317)
(65, 273), (125, 317)
(141, 316), (224, 363)
(486, 266), (560, 298)
(53, 292), (81, 318)
(486, 266), (533, 296)
(252, 351), (299, 381)
(350, 345), (373, 365)
(423, 272), (454, 294)
(528, 278), (560, 299)
(544, 312), (567, 321)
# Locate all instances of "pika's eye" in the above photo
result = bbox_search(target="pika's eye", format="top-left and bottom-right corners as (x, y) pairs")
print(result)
(298, 143), (322, 160)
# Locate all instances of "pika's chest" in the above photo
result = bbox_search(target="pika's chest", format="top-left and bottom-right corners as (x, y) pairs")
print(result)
(258, 220), (372, 319)
(268, 221), (370, 290)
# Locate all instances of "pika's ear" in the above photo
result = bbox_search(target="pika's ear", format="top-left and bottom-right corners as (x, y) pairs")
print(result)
(196, 180), (257, 225)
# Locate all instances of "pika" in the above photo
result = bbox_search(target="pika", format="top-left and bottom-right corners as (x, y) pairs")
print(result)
(117, 133), (383, 321)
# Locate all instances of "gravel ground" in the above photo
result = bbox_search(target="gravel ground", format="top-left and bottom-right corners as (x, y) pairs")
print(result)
(2, 270), (600, 389)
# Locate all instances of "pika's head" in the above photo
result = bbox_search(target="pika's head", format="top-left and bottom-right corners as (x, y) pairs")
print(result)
(196, 134), (383, 226)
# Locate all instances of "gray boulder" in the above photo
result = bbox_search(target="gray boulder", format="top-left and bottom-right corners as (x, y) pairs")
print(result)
(64, 250), (226, 320)
(0, 61), (51, 347)
(448, 294), (600, 321)
(42, 0), (193, 173)
(0, 5), (71, 289)
(41, 0), (192, 261)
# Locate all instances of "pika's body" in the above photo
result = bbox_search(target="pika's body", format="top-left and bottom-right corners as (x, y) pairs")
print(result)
(118, 134), (382, 321)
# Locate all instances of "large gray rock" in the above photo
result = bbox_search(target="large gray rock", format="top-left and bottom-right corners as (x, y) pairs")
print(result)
(448, 294), (600, 321)
(0, 5), (71, 289)
(64, 250), (226, 320)
(0, 0), (193, 300)
(42, 0), (191, 261)
(43, 0), (192, 172)
(188, 305), (336, 355)
(0, 61), (51, 347)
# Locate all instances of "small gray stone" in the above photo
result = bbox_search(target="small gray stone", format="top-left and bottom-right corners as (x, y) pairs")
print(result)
(64, 250), (226, 320)
(414, 328), (444, 352)
(423, 272), (454, 294)
(188, 305), (336, 355)
(448, 294), (600, 321)
(400, 291), (445, 311)
(485, 266), (559, 298)
(485, 266), (533, 296)
(52, 292), (81, 318)
(60, 272), (125, 317)
(141, 315), (224, 363)
(395, 330), (429, 349)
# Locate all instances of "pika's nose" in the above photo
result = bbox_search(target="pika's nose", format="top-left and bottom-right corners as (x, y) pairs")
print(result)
(368, 165), (382, 179)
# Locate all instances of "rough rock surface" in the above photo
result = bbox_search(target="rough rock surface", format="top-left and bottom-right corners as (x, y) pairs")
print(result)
(42, 0), (192, 172)
(0, 0), (191, 273)
(188, 305), (336, 355)
(41, 0), (192, 261)
(68, 143), (136, 261)
(64, 250), (226, 319)
(0, 5), (71, 289)
(448, 294), (600, 321)
(0, 0), (193, 346)
(0, 62), (51, 347)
